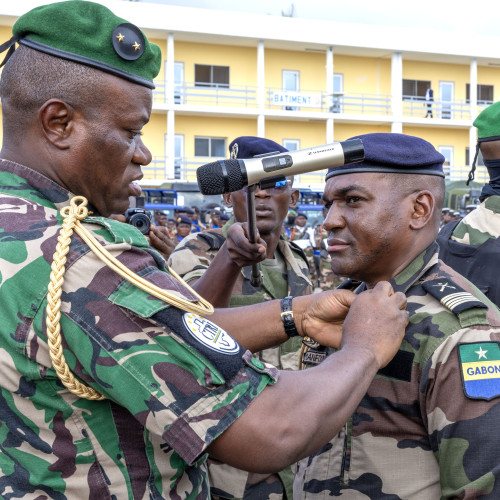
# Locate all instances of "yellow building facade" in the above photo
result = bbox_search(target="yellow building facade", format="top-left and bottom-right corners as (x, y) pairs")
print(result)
(1, 0), (499, 191)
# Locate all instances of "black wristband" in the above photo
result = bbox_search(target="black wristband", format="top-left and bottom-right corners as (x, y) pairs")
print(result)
(280, 296), (299, 338)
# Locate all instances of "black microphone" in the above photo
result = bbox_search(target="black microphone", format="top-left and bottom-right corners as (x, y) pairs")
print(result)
(196, 139), (364, 195)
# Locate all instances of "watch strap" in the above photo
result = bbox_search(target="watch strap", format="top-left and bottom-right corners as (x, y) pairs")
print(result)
(280, 295), (299, 338)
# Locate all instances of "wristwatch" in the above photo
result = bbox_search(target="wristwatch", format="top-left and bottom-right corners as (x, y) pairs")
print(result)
(280, 296), (299, 338)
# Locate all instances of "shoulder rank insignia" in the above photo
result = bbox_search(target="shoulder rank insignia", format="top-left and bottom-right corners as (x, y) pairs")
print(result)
(458, 342), (500, 400)
(422, 278), (487, 314)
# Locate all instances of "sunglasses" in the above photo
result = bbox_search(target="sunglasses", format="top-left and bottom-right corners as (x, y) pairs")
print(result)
(238, 179), (292, 194)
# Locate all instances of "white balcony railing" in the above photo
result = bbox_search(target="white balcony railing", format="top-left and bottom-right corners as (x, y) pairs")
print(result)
(153, 81), (485, 120)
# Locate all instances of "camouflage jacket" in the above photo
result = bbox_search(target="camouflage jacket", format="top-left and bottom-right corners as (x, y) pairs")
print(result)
(295, 242), (500, 499)
(437, 196), (500, 307)
(168, 219), (311, 500)
(449, 196), (500, 245)
(0, 160), (278, 499)
(168, 218), (312, 370)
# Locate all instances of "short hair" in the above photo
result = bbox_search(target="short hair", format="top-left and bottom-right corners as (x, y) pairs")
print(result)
(0, 45), (108, 136)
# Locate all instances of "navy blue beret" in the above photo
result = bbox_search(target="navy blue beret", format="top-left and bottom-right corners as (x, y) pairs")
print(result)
(296, 212), (308, 219)
(176, 215), (192, 226)
(182, 206), (195, 215)
(326, 133), (445, 180)
(229, 136), (288, 159)
(219, 213), (230, 221)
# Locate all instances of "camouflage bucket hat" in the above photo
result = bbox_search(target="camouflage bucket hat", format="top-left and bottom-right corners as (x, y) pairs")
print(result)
(0, 0), (161, 89)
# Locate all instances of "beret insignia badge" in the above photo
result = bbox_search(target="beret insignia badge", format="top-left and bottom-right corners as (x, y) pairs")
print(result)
(112, 23), (145, 61)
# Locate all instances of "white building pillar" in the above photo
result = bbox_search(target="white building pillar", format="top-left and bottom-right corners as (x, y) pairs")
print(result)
(469, 58), (478, 167)
(165, 33), (176, 178)
(166, 110), (175, 179)
(257, 40), (265, 137)
(391, 52), (403, 134)
(326, 46), (334, 143)
(166, 32), (175, 106)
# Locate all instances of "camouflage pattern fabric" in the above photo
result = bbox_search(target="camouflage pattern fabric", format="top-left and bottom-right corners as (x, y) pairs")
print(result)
(295, 242), (500, 499)
(450, 195), (500, 245)
(168, 219), (312, 500)
(288, 226), (317, 288)
(0, 160), (278, 499)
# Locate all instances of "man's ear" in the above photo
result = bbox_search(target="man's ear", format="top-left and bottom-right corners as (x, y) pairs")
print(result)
(409, 191), (434, 230)
(38, 99), (75, 150)
(223, 193), (233, 208)
(290, 189), (299, 207)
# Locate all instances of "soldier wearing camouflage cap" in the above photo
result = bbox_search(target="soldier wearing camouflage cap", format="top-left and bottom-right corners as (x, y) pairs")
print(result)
(437, 101), (500, 307)
(0, 2), (409, 498)
(169, 136), (312, 500)
(295, 132), (500, 499)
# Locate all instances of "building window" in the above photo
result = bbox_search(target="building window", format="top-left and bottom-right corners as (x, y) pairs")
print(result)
(465, 147), (485, 167)
(282, 70), (300, 110)
(283, 139), (300, 151)
(466, 84), (494, 105)
(402, 79), (431, 101)
(438, 146), (453, 178)
(194, 64), (229, 88)
(331, 73), (344, 113)
(194, 137), (226, 157)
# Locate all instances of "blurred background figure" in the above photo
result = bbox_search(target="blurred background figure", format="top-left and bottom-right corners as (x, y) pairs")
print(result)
(153, 209), (167, 227)
(175, 214), (193, 244)
(219, 213), (230, 227)
(190, 205), (206, 232)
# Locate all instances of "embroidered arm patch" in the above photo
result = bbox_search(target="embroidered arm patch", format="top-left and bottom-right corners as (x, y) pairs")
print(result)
(458, 342), (500, 400)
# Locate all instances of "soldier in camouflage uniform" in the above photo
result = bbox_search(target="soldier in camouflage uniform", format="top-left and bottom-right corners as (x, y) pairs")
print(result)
(0, 17), (410, 497)
(287, 212), (319, 287)
(295, 132), (500, 499)
(169, 136), (312, 499)
(438, 101), (500, 308)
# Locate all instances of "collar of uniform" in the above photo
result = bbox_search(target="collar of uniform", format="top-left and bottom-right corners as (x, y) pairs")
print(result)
(277, 238), (312, 288)
(221, 215), (236, 238)
(0, 158), (99, 215)
(390, 242), (440, 294)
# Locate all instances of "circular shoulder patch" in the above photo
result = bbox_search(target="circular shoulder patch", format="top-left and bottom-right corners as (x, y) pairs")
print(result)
(112, 23), (145, 61)
(182, 313), (240, 355)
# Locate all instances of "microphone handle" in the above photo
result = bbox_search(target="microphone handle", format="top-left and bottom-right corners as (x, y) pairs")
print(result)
(245, 184), (262, 287)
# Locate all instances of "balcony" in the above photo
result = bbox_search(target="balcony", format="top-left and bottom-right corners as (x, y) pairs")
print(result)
(153, 80), (483, 121)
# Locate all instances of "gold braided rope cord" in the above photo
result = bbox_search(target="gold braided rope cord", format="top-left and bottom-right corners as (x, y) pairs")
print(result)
(46, 196), (214, 400)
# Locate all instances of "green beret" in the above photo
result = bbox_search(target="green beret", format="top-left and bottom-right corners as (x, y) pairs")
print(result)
(473, 101), (500, 142)
(5, 0), (161, 89)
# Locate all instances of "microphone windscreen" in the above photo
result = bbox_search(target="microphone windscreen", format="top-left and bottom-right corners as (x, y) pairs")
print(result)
(197, 159), (246, 195)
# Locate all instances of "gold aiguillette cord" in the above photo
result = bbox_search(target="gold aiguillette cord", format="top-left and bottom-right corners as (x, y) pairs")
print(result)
(46, 196), (214, 400)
